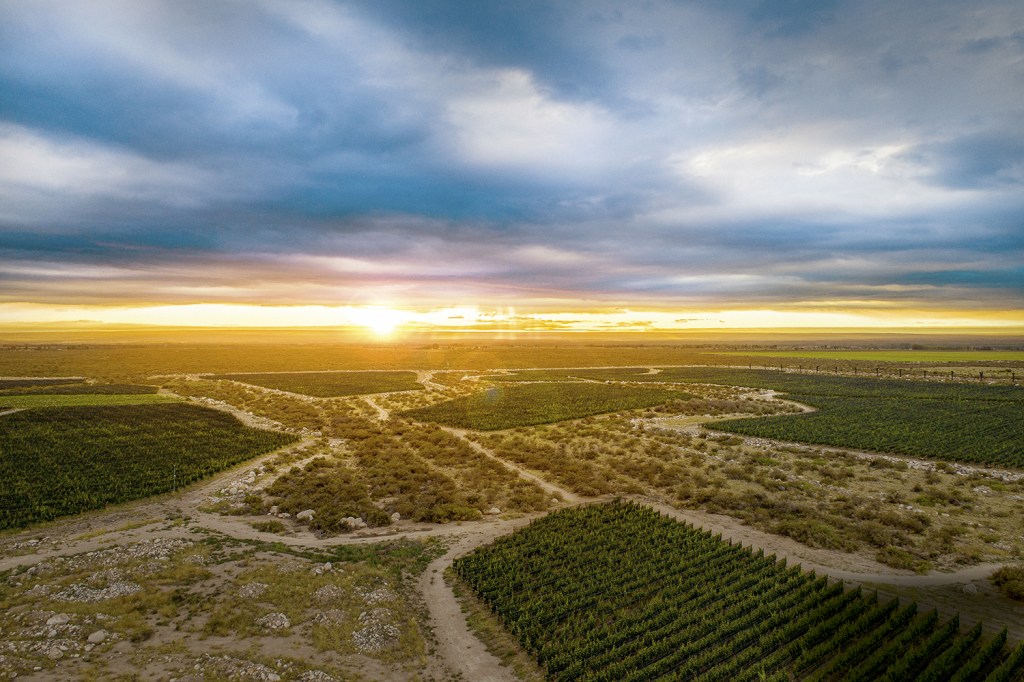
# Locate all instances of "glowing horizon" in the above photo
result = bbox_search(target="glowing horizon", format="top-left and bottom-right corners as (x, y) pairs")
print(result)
(1, 302), (1021, 336)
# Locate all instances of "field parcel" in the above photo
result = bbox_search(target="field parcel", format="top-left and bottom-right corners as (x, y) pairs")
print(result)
(0, 403), (296, 529)
(456, 502), (1024, 681)
(208, 371), (422, 397)
(403, 382), (689, 430)
(496, 367), (1024, 467)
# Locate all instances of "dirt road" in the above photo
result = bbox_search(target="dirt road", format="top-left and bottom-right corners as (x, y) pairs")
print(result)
(419, 520), (537, 682)
(442, 426), (583, 504)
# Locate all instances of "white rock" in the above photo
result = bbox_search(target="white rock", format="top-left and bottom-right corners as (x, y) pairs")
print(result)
(46, 647), (63, 660)
(278, 513), (291, 519)
(296, 509), (315, 522)
(486, 507), (501, 515)
(46, 614), (70, 626)
(390, 512), (400, 522)
(268, 505), (280, 515)
(256, 612), (290, 631)
(962, 583), (978, 595)
(87, 629), (108, 644)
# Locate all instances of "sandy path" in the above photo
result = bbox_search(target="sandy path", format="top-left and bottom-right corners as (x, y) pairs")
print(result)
(419, 520), (537, 682)
(0, 408), (23, 417)
(415, 370), (446, 392)
(640, 500), (1004, 586)
(362, 395), (390, 420)
(442, 427), (583, 504)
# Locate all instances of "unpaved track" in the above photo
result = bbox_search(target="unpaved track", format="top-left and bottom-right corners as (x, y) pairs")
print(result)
(419, 520), (536, 682)
(642, 500), (1005, 587)
(442, 427), (583, 504)
(416, 370), (446, 392)
(363, 395), (390, 420)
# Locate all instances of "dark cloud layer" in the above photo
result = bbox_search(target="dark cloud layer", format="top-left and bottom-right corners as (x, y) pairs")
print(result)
(1, 0), (1022, 317)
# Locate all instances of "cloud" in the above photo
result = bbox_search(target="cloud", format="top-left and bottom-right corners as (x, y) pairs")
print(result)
(0, 0), (1022, 321)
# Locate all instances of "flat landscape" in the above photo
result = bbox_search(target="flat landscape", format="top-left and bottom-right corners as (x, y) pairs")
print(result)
(1, 341), (1023, 681)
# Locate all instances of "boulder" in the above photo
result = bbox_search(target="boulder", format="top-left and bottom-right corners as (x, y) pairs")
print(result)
(46, 614), (70, 627)
(390, 512), (401, 522)
(87, 629), (108, 644)
(296, 509), (315, 522)
(46, 647), (64, 660)
(486, 507), (501, 515)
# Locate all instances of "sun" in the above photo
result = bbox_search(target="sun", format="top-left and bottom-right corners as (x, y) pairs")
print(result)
(353, 307), (404, 336)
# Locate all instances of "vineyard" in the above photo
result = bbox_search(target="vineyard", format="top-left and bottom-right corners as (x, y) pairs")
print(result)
(719, 394), (1024, 467)
(0, 393), (176, 410)
(483, 368), (654, 382)
(0, 378), (84, 389)
(0, 382), (157, 395)
(403, 382), (688, 430)
(494, 367), (1024, 466)
(455, 502), (1024, 681)
(208, 370), (422, 396)
(0, 403), (296, 529)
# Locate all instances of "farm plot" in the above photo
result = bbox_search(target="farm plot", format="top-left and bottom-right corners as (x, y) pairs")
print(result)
(719, 394), (1024, 467)
(535, 368), (1024, 467)
(0, 403), (296, 529)
(208, 371), (422, 397)
(0, 393), (176, 410)
(402, 382), (687, 430)
(0, 378), (84, 390)
(0, 383), (156, 396)
(455, 502), (1024, 681)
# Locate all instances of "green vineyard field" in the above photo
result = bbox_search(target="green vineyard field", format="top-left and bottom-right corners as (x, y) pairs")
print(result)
(403, 382), (687, 430)
(0, 394), (176, 410)
(455, 502), (1024, 681)
(495, 367), (1024, 466)
(719, 394), (1024, 467)
(208, 370), (422, 396)
(0, 378), (84, 390)
(0, 403), (296, 529)
(0, 383), (157, 396)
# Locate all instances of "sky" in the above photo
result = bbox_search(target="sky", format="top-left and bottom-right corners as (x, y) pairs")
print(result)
(1, 0), (1022, 333)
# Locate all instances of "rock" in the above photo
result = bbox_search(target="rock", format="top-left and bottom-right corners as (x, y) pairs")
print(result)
(256, 612), (290, 631)
(268, 505), (279, 515)
(962, 583), (978, 595)
(87, 629), (108, 644)
(342, 516), (366, 530)
(46, 647), (64, 660)
(46, 614), (70, 626)
(390, 512), (401, 522)
(84, 644), (95, 652)
(296, 509), (315, 522)
(486, 507), (501, 515)
(278, 513), (291, 519)
(238, 582), (268, 599)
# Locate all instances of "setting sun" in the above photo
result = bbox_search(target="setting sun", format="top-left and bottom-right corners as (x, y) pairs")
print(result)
(351, 307), (406, 336)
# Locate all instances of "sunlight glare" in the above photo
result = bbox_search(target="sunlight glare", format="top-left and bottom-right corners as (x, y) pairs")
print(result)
(352, 306), (404, 336)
